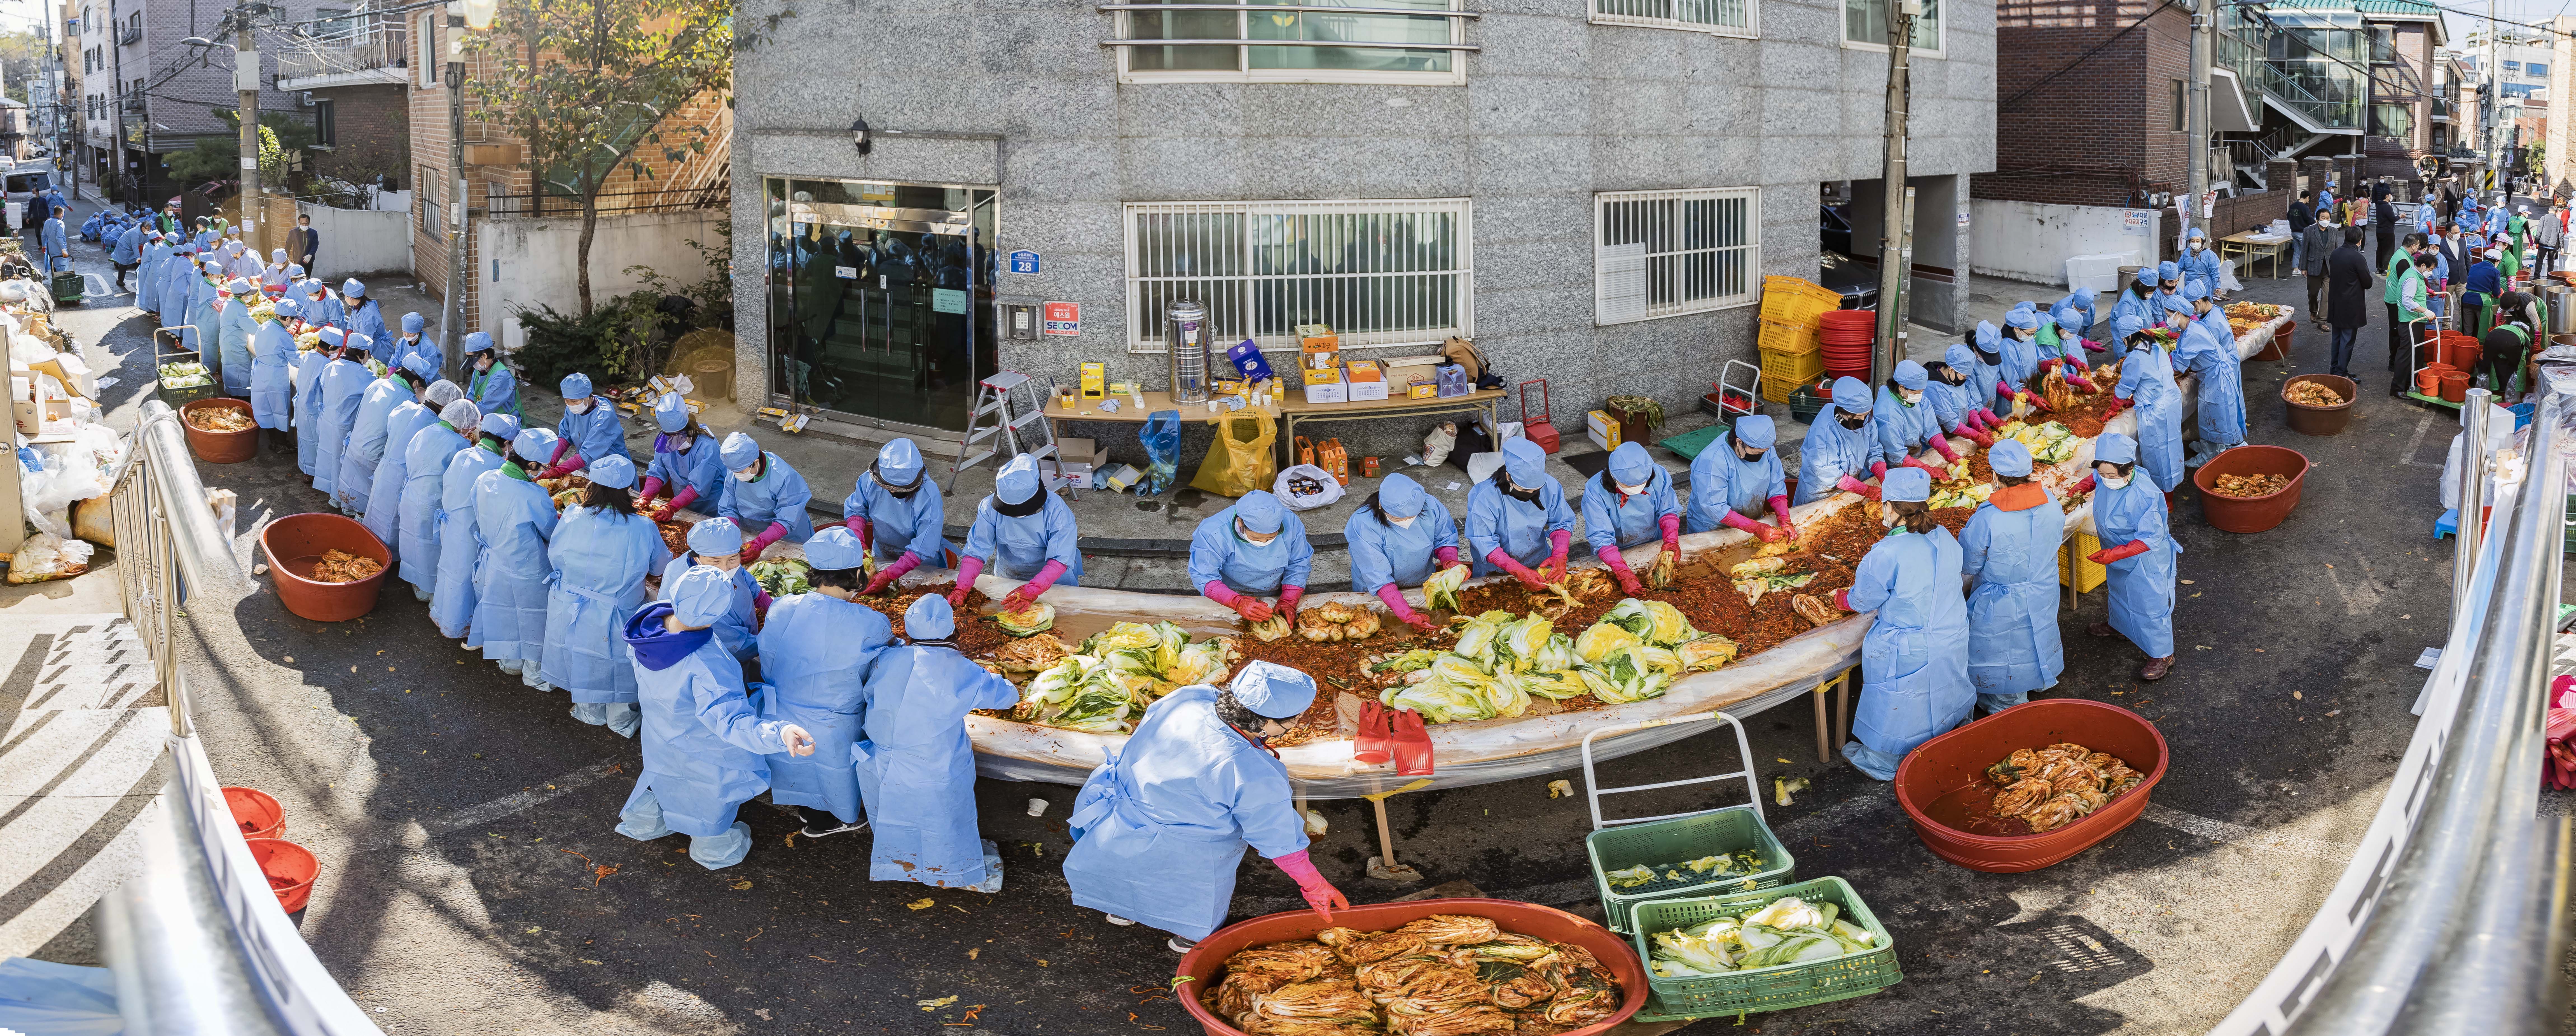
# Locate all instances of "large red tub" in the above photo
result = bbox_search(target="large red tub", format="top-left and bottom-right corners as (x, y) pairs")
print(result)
(1893, 699), (2170, 873)
(259, 513), (390, 622)
(1176, 897), (1648, 1036)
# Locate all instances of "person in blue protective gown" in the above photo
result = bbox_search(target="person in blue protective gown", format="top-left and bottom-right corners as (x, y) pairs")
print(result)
(312, 333), (377, 500)
(2108, 270), (2160, 348)
(1065, 661), (1351, 951)
(542, 454), (672, 738)
(616, 565), (818, 871)
(658, 518), (763, 664)
(1687, 414), (1793, 540)
(154, 243), (195, 333)
(2110, 323), (2188, 493)
(2170, 282), (2248, 464)
(292, 323), (340, 477)
(262, 251), (293, 298)
(1581, 441), (1681, 597)
(1794, 377), (1891, 505)
(2084, 432), (2182, 681)
(715, 431), (815, 561)
(184, 259), (224, 385)
(214, 277), (260, 396)
(754, 527), (894, 839)
(951, 454), (1082, 610)
(399, 398), (479, 599)
(1957, 439), (2065, 715)
(361, 365), (459, 552)
(1994, 307), (2050, 416)
(226, 241), (263, 284)
(1190, 489), (1313, 624)
(853, 593), (1019, 888)
(1344, 472), (1461, 634)
(641, 393), (726, 522)
(2178, 228), (2222, 295)
(388, 311), (440, 375)
(474, 428), (565, 686)
(1923, 347), (2001, 451)
(432, 413), (518, 638)
(135, 230), (165, 311)
(2153, 259), (2184, 310)
(300, 277), (345, 334)
(463, 333), (521, 420)
(842, 438), (951, 596)
(37, 205), (64, 274)
(342, 278), (389, 346)
(543, 372), (625, 476)
(1465, 437), (1576, 586)
(1874, 360), (1966, 472)
(1833, 466), (1973, 781)
(2054, 288), (2099, 345)
(333, 347), (422, 515)
(248, 295), (300, 449)
(1958, 325), (2012, 431)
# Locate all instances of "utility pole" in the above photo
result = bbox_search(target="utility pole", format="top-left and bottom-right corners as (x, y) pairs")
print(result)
(436, 17), (467, 389)
(1872, 0), (1919, 383)
(2486, 4), (2500, 199)
(233, 3), (262, 255)
(2185, 0), (2214, 242)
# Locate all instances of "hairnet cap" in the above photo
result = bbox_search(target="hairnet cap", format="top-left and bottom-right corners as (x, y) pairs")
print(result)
(876, 438), (925, 482)
(1501, 436), (1548, 484)
(2095, 431), (2139, 466)
(317, 326), (346, 347)
(1229, 659), (1318, 720)
(1831, 376), (1873, 411)
(401, 353), (439, 382)
(479, 412), (520, 438)
(994, 454), (1042, 505)
(586, 453), (638, 490)
(1882, 466), (1932, 503)
(904, 593), (956, 640)
(1944, 342), (1975, 368)
(2183, 281), (2209, 302)
(1893, 360), (1928, 391)
(346, 333), (375, 354)
(440, 398), (481, 428)
(719, 432), (763, 471)
(560, 372), (594, 399)
(669, 565), (739, 628)
(687, 517), (745, 556)
(2157, 260), (2180, 282)
(342, 278), (366, 298)
(1378, 472), (1427, 518)
(652, 392), (691, 433)
(286, 264), (304, 278)
(1733, 414), (1777, 450)
(803, 526), (866, 571)
(1987, 438), (2034, 478)
(1607, 441), (1656, 484)
(2161, 293), (2191, 313)
(512, 428), (560, 462)
(2186, 227), (2207, 241)
(402, 311), (425, 334)
(273, 297), (302, 319)
(463, 331), (494, 354)
(2004, 307), (2038, 330)
(1234, 490), (1286, 534)
(1974, 321), (2002, 352)
(424, 379), (463, 407)
(270, 248), (287, 261)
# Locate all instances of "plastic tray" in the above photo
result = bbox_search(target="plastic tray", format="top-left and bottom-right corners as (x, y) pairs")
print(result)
(1758, 319), (1821, 356)
(1586, 805), (1794, 934)
(1624, 877), (1902, 1015)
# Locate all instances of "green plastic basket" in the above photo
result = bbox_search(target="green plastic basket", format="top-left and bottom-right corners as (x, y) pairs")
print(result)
(1624, 877), (1903, 1018)
(1585, 805), (1793, 935)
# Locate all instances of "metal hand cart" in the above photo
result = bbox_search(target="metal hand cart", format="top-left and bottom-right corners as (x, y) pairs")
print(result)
(1577, 711), (1794, 934)
(153, 325), (217, 407)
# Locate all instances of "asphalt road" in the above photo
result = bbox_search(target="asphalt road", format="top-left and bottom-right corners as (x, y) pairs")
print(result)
(41, 200), (2517, 1035)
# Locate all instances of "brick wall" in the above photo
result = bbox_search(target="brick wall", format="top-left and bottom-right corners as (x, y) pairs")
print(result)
(1984, 0), (2194, 208)
(310, 84), (408, 188)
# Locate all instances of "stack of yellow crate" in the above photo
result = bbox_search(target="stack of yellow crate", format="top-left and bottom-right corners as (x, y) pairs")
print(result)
(1756, 276), (1842, 402)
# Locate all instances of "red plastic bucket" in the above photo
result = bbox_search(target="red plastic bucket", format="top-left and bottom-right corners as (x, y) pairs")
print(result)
(179, 398), (258, 464)
(2191, 444), (2311, 534)
(2439, 370), (2470, 403)
(1893, 699), (2170, 873)
(1176, 898), (1648, 1036)
(259, 513), (392, 622)
(246, 838), (317, 913)
(222, 787), (283, 841)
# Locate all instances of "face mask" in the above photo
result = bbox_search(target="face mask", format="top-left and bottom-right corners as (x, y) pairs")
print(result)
(1900, 390), (1923, 407)
(1504, 479), (1543, 504)
(1838, 413), (1868, 431)
(1736, 445), (1766, 463)
(732, 468), (759, 482)
(567, 400), (591, 414)
(475, 356), (495, 371)
(1388, 514), (1417, 528)
(2100, 475), (2131, 490)
(1616, 482), (1646, 495)
(2190, 243), (2204, 252)
(1240, 528), (1278, 547)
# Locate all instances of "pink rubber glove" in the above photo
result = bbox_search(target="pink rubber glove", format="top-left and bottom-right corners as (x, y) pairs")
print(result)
(1433, 545), (1463, 570)
(2067, 375), (2098, 393)
(1206, 580), (1271, 622)
(638, 476), (666, 501)
(1997, 379), (2017, 398)
(1768, 496), (1796, 541)
(537, 450), (587, 479)
(1958, 426), (1995, 448)
(2068, 474), (2097, 494)
(843, 515), (869, 542)
(1869, 461), (1890, 480)
(1833, 588), (1853, 612)
(1022, 558), (1068, 597)
(1929, 436), (1961, 464)
(547, 436), (572, 467)
(2083, 337), (2109, 353)
(1976, 407), (2005, 427)
(1272, 850), (1349, 923)
(1718, 510), (1766, 536)
(1959, 409), (1988, 433)
(1901, 455), (1943, 475)
(1488, 549), (1547, 590)
(2038, 358), (2061, 374)
(2070, 354), (2091, 373)
(863, 551), (919, 596)
(1543, 529), (1571, 583)
(1836, 475), (1881, 501)
(1377, 583), (1436, 632)
(1659, 514), (1681, 557)
(1277, 586), (1304, 625)
(2089, 539), (2152, 564)
(752, 586), (773, 625)
(2104, 396), (2131, 416)
(949, 556), (984, 607)
(2020, 391), (2053, 414)
(742, 522), (788, 563)
(663, 485), (699, 517)
(1597, 544), (1643, 595)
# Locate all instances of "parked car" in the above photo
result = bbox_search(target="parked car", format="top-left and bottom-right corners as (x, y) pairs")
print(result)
(1818, 250), (1878, 311)
(1821, 204), (1854, 256)
(5, 167), (53, 229)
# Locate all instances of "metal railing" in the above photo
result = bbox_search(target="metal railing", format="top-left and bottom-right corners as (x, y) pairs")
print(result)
(486, 181), (729, 218)
(276, 13), (408, 81)
(2260, 59), (2367, 131)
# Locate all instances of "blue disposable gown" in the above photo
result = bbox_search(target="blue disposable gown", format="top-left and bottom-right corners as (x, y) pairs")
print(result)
(431, 444), (508, 638)
(397, 424), (470, 590)
(649, 434), (726, 514)
(1995, 332), (2041, 396)
(2094, 476), (2182, 658)
(470, 469), (560, 666)
(311, 358), (373, 498)
(1580, 468), (1678, 552)
(247, 317), (294, 431)
(2172, 315), (2247, 449)
(621, 611), (787, 838)
(216, 297), (255, 396)
(304, 293), (346, 333)
(2108, 288), (2158, 347)
(347, 299), (389, 347)
(1959, 490), (2066, 696)
(1685, 436), (1786, 532)
(2177, 249), (2221, 293)
(1961, 351), (2007, 416)
(1924, 375), (1980, 433)
(843, 477), (949, 566)
(1463, 477), (1576, 576)
(1344, 498), (1459, 594)
(1064, 685), (1309, 940)
(468, 363), (521, 420)
(1793, 408), (1887, 506)
(1847, 527), (1974, 760)
(542, 508), (671, 703)
(334, 377), (407, 512)
(2114, 345), (2187, 492)
(755, 593), (893, 824)
(717, 452), (817, 543)
(154, 258), (190, 331)
(2055, 291), (2097, 340)
(185, 277), (221, 384)
(389, 334), (441, 379)
(110, 225), (141, 263)
(1187, 507), (1314, 595)
(961, 494), (1084, 584)
(857, 640), (1020, 886)
(38, 219), (62, 272)
(362, 401), (439, 550)
(658, 556), (761, 662)
(1871, 386), (1941, 459)
(558, 403), (626, 468)
(137, 241), (164, 310)
(291, 349), (330, 476)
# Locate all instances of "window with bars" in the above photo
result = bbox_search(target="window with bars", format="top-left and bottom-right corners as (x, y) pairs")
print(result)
(1123, 199), (1472, 353)
(1843, 0), (1939, 52)
(1112, 0), (1471, 85)
(1593, 188), (1760, 325)
(1593, 0), (1755, 36)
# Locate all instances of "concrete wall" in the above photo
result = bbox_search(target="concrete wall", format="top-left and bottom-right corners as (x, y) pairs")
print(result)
(296, 202), (411, 279)
(477, 209), (722, 355)
(1968, 199), (2158, 286)
(729, 0), (1999, 435)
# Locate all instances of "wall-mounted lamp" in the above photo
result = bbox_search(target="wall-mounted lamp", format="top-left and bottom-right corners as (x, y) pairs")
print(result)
(851, 117), (872, 156)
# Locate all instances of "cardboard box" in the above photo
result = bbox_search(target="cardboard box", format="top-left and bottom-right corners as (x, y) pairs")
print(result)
(1406, 377), (1438, 399)
(1079, 362), (1107, 399)
(1588, 427), (1618, 452)
(1302, 366), (1345, 386)
(1586, 410), (1621, 450)
(1302, 368), (1349, 404)
(1344, 360), (1388, 401)
(1056, 437), (1104, 466)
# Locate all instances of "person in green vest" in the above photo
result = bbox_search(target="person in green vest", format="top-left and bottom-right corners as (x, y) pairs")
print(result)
(2383, 232), (2426, 371)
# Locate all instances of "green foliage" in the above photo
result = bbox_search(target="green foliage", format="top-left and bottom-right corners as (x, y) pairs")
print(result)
(160, 111), (316, 185)
(510, 291), (661, 387)
(622, 218), (733, 328)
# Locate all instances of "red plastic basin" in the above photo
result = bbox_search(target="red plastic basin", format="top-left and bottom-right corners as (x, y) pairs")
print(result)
(1176, 897), (1648, 1036)
(179, 398), (257, 464)
(2191, 444), (2311, 534)
(259, 513), (391, 622)
(1894, 699), (2170, 873)
(222, 786), (284, 841)
(245, 837), (318, 913)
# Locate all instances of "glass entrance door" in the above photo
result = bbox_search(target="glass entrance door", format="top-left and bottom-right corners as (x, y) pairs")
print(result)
(766, 178), (997, 434)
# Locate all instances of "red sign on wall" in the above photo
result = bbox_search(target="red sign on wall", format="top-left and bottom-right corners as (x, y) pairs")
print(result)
(1042, 302), (1080, 336)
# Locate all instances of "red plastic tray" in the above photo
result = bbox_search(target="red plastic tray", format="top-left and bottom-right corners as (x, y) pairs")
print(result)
(1892, 699), (2169, 873)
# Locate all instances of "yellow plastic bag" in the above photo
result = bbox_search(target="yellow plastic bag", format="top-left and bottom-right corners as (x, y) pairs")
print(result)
(1189, 409), (1278, 498)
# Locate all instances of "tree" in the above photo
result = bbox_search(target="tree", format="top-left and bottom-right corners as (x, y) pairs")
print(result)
(0, 30), (47, 104)
(161, 109), (317, 186)
(468, 0), (732, 317)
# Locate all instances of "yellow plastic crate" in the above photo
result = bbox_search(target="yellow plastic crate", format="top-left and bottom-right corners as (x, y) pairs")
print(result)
(1759, 370), (1812, 403)
(2057, 532), (2105, 592)
(1758, 318), (1821, 355)
(1760, 276), (1843, 329)
(1761, 346), (1825, 384)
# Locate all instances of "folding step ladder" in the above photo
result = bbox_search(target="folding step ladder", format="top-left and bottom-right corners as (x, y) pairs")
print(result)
(949, 371), (1064, 493)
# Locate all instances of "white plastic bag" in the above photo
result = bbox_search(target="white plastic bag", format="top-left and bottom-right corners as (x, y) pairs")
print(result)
(2219, 259), (2245, 294)
(1271, 464), (1346, 510)
(1421, 422), (1457, 467)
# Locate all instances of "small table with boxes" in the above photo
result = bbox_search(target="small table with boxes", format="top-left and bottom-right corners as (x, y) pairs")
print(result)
(1284, 330), (1505, 468)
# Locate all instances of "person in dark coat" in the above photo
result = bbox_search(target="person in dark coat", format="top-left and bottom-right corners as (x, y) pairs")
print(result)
(2325, 227), (2377, 380)
(2299, 206), (2341, 320)
(2287, 190), (2317, 274)
(2374, 190), (2399, 272)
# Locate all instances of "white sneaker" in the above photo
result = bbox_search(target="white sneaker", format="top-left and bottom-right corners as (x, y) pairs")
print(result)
(1104, 914), (1136, 926)
(1167, 936), (1198, 953)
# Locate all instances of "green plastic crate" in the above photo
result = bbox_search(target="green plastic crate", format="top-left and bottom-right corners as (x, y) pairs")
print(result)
(1585, 805), (1793, 935)
(1624, 877), (1902, 1018)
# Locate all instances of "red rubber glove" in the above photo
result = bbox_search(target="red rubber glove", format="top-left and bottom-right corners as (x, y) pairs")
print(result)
(2020, 391), (2053, 414)
(651, 486), (699, 522)
(1272, 850), (1349, 924)
(1996, 379), (2017, 398)
(1489, 549), (1547, 590)
(1768, 496), (1795, 541)
(1976, 407), (2005, 428)
(1598, 544), (1644, 596)
(843, 515), (869, 541)
(1958, 426), (1995, 448)
(1277, 586), (1304, 626)
(548, 436), (572, 467)
(1376, 583), (1436, 632)
(1002, 586), (1038, 613)
(1901, 455), (1943, 475)
(1659, 513), (1682, 559)
(862, 552), (919, 596)
(1959, 409), (1988, 433)
(2089, 539), (2152, 564)
(1207, 580), (1272, 622)
(2105, 396), (2131, 416)
(2070, 354), (2091, 373)
(1023, 559), (1068, 598)
(949, 556), (984, 607)
(2039, 357), (2062, 373)
(1870, 461), (1890, 480)
(2083, 337), (2108, 353)
(1718, 510), (1765, 536)
(2067, 375), (2098, 393)
(539, 450), (588, 480)
(1433, 545), (1464, 570)
(1836, 475), (1882, 501)
(2068, 474), (2097, 494)
(1542, 529), (1571, 584)
(753, 586), (773, 626)
(742, 522), (789, 563)
(1929, 435), (1961, 464)
(638, 476), (666, 501)
(1832, 588), (1853, 612)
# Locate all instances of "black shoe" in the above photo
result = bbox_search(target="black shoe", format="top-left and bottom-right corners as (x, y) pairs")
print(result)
(797, 808), (866, 839)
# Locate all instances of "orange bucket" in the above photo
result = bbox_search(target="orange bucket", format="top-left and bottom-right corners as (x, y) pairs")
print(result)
(246, 838), (317, 913)
(2439, 370), (2471, 403)
(222, 787), (284, 841)
(2416, 368), (2445, 395)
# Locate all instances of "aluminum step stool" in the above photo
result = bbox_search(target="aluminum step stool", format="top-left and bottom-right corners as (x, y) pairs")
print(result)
(949, 371), (1065, 493)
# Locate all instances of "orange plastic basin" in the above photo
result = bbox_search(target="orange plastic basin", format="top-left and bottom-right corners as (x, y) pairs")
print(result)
(1893, 699), (2170, 873)
(222, 786), (283, 841)
(245, 837), (318, 913)
(259, 513), (390, 622)
(2191, 444), (2311, 534)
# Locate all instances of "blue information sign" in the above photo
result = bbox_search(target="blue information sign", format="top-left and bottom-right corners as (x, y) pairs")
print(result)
(1008, 249), (1040, 275)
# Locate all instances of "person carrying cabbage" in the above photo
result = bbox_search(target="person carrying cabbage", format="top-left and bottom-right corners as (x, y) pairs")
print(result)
(950, 454), (1083, 614)
(1466, 437), (1577, 587)
(1580, 442), (1681, 597)
(1189, 490), (1312, 626)
(1829, 466), (1972, 781)
(1685, 414), (1793, 543)
(755, 526), (895, 840)
(1344, 472), (1463, 634)
(854, 594), (1023, 890)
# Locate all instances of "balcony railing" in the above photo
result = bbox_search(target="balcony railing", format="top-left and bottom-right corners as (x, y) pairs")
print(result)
(275, 14), (406, 81)
(2259, 59), (2365, 131)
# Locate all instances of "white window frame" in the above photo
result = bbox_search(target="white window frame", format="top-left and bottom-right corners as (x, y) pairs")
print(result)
(1121, 198), (1474, 354)
(1590, 0), (1758, 37)
(1109, 3), (1472, 86)
(415, 13), (437, 89)
(1592, 187), (1761, 325)
(1840, 0), (1942, 57)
